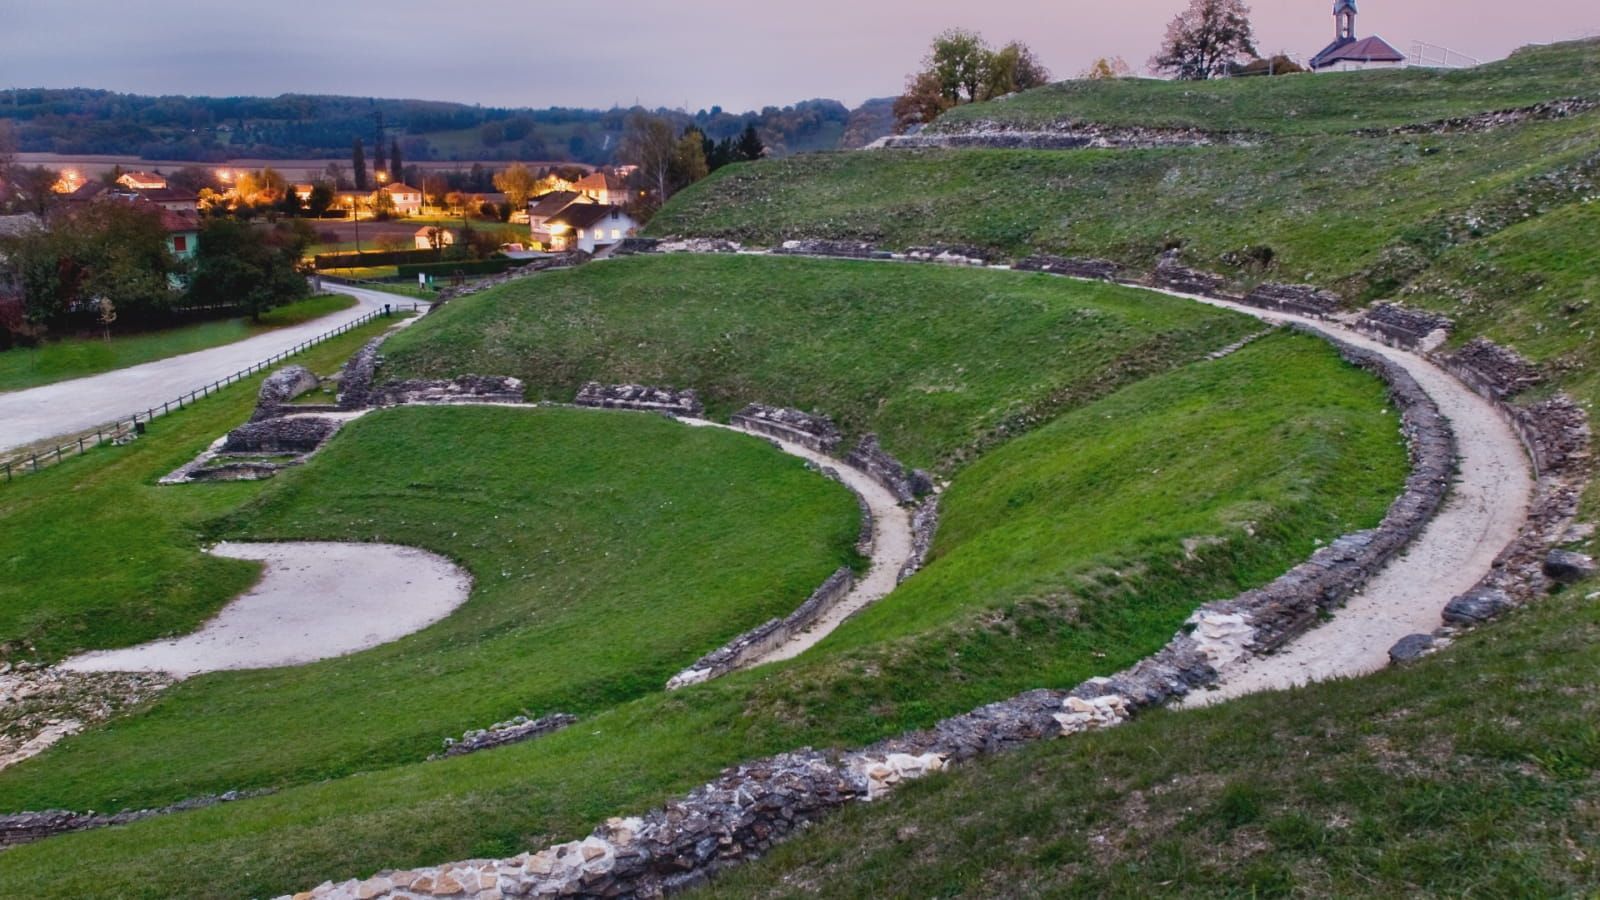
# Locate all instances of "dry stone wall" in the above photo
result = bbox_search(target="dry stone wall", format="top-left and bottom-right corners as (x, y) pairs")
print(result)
(1012, 255), (1124, 281)
(373, 375), (525, 407)
(222, 417), (340, 454)
(574, 383), (704, 418)
(438, 713), (579, 759)
(1352, 303), (1453, 349)
(1239, 282), (1344, 317)
(844, 434), (933, 503)
(728, 404), (842, 454)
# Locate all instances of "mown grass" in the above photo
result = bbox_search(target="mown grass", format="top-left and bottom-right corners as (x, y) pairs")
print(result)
(0, 406), (860, 812)
(930, 38), (1600, 136)
(0, 329), (1408, 899)
(377, 254), (1258, 471)
(0, 313), (401, 663)
(0, 294), (357, 393)
(694, 569), (1600, 900)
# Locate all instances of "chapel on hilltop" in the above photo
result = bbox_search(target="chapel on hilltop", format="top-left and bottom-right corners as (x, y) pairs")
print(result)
(1309, 0), (1406, 71)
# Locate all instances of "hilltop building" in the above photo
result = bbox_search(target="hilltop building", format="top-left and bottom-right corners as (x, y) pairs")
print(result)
(545, 204), (638, 254)
(1310, 0), (1405, 70)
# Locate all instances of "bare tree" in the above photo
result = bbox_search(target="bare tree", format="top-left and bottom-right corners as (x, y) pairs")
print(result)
(1149, 0), (1259, 80)
(621, 111), (679, 219)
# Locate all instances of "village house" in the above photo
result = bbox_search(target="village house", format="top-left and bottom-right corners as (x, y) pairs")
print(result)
(116, 171), (167, 191)
(545, 204), (638, 254)
(527, 191), (593, 247)
(379, 183), (424, 215)
(414, 226), (456, 250)
(573, 171), (632, 206)
(1309, 0), (1406, 70)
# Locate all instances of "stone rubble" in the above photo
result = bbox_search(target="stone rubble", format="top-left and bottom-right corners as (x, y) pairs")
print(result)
(902, 245), (992, 266)
(1149, 251), (1230, 298)
(728, 404), (842, 454)
(251, 365), (322, 421)
(771, 239), (886, 259)
(897, 495), (942, 583)
(1438, 337), (1543, 400)
(1239, 282), (1344, 318)
(1011, 255), (1124, 281)
(1352, 303), (1453, 350)
(879, 119), (1250, 151)
(844, 434), (933, 504)
(1360, 97), (1599, 137)
(372, 375), (525, 407)
(438, 713), (579, 758)
(573, 383), (704, 418)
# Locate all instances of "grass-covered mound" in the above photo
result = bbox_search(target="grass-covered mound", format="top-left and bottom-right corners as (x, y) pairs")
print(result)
(0, 294), (357, 393)
(0, 325), (1409, 899)
(0, 406), (861, 812)
(929, 39), (1600, 136)
(378, 254), (1258, 470)
(694, 570), (1600, 899)
(649, 112), (1598, 305)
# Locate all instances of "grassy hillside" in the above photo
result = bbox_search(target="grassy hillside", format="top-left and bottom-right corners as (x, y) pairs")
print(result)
(0, 325), (1406, 898)
(930, 39), (1600, 135)
(379, 254), (1258, 471)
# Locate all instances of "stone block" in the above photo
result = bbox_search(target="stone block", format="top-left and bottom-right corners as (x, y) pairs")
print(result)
(1543, 549), (1597, 584)
(1442, 587), (1514, 624)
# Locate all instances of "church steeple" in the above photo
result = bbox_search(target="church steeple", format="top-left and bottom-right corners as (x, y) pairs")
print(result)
(1333, 0), (1358, 42)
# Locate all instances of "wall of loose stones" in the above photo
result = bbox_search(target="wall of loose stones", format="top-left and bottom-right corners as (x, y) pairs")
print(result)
(280, 306), (1461, 900)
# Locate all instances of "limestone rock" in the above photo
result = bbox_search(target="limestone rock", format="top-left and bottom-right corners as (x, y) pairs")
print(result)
(1543, 549), (1597, 584)
(1442, 587), (1514, 625)
(1387, 633), (1435, 663)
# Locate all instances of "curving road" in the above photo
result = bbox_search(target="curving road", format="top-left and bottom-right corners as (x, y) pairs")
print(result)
(0, 284), (408, 455)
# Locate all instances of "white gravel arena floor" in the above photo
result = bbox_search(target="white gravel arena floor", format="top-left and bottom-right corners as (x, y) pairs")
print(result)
(60, 542), (472, 678)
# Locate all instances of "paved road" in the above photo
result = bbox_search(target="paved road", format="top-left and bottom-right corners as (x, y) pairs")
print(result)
(0, 284), (411, 455)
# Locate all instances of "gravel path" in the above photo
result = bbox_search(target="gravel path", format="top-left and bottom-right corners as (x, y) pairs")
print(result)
(59, 542), (472, 678)
(1162, 294), (1533, 705)
(683, 418), (916, 665)
(0, 284), (403, 455)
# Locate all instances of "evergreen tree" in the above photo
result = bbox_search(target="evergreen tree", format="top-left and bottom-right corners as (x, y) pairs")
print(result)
(352, 137), (368, 191)
(390, 139), (404, 184)
(373, 135), (386, 182)
(736, 125), (765, 161)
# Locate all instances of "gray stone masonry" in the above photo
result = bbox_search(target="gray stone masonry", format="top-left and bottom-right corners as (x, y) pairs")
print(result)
(881, 120), (1247, 151)
(771, 239), (883, 259)
(903, 245), (993, 266)
(574, 383), (704, 418)
(1012, 255), (1124, 281)
(0, 791), (260, 848)
(336, 337), (384, 410)
(1240, 282), (1344, 318)
(898, 496), (942, 583)
(1542, 549), (1597, 584)
(1352, 303), (1453, 349)
(373, 375), (525, 407)
(439, 713), (579, 758)
(1359, 97), (1598, 137)
(250, 365), (321, 422)
(845, 434), (932, 504)
(729, 404), (842, 454)
(1438, 337), (1543, 400)
(1149, 251), (1231, 298)
(222, 417), (340, 454)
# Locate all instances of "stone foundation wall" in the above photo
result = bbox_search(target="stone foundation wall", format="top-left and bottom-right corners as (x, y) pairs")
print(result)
(666, 567), (855, 689)
(222, 417), (340, 454)
(1436, 337), (1543, 401)
(1012, 255), (1124, 281)
(574, 383), (704, 418)
(897, 496), (941, 583)
(337, 337), (385, 410)
(903, 245), (992, 266)
(771, 239), (885, 259)
(439, 713), (579, 758)
(374, 375), (525, 407)
(876, 121), (1242, 151)
(1238, 282), (1344, 318)
(1149, 253), (1231, 298)
(729, 404), (842, 454)
(1351, 303), (1453, 349)
(844, 434), (932, 504)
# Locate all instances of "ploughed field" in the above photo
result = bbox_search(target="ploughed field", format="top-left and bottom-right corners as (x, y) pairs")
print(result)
(0, 255), (1410, 898)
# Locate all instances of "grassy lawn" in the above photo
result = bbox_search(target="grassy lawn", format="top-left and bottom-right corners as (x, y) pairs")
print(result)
(0, 313), (401, 663)
(378, 254), (1259, 471)
(0, 294), (357, 393)
(930, 38), (1600, 136)
(0, 280), (1407, 898)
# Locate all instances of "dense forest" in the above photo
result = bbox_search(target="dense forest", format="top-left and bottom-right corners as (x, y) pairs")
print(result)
(0, 89), (895, 164)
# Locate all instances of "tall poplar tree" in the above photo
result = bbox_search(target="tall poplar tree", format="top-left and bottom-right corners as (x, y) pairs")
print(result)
(390, 139), (404, 185)
(352, 138), (369, 191)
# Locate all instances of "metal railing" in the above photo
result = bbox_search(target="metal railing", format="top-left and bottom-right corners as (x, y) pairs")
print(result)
(1, 303), (420, 484)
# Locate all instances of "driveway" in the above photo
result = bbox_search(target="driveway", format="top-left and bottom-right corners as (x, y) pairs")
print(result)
(0, 284), (410, 455)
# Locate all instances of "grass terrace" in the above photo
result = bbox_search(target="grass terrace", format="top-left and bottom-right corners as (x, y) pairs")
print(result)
(0, 253), (1409, 898)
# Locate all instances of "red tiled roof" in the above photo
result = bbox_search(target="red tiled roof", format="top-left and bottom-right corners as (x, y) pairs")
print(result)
(1311, 35), (1405, 67)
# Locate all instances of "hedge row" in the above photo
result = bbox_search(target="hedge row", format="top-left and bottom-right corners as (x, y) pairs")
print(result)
(396, 257), (521, 279)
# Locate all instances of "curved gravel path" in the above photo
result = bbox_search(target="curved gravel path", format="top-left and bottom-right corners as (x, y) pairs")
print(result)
(0, 284), (402, 455)
(684, 418), (915, 665)
(1157, 292), (1533, 704)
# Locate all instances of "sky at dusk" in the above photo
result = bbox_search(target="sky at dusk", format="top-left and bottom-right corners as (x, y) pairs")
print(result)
(2, 0), (1595, 113)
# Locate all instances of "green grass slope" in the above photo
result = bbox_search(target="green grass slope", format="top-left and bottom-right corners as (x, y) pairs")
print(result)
(0, 328), (1407, 899)
(378, 254), (1257, 471)
(929, 39), (1600, 136)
